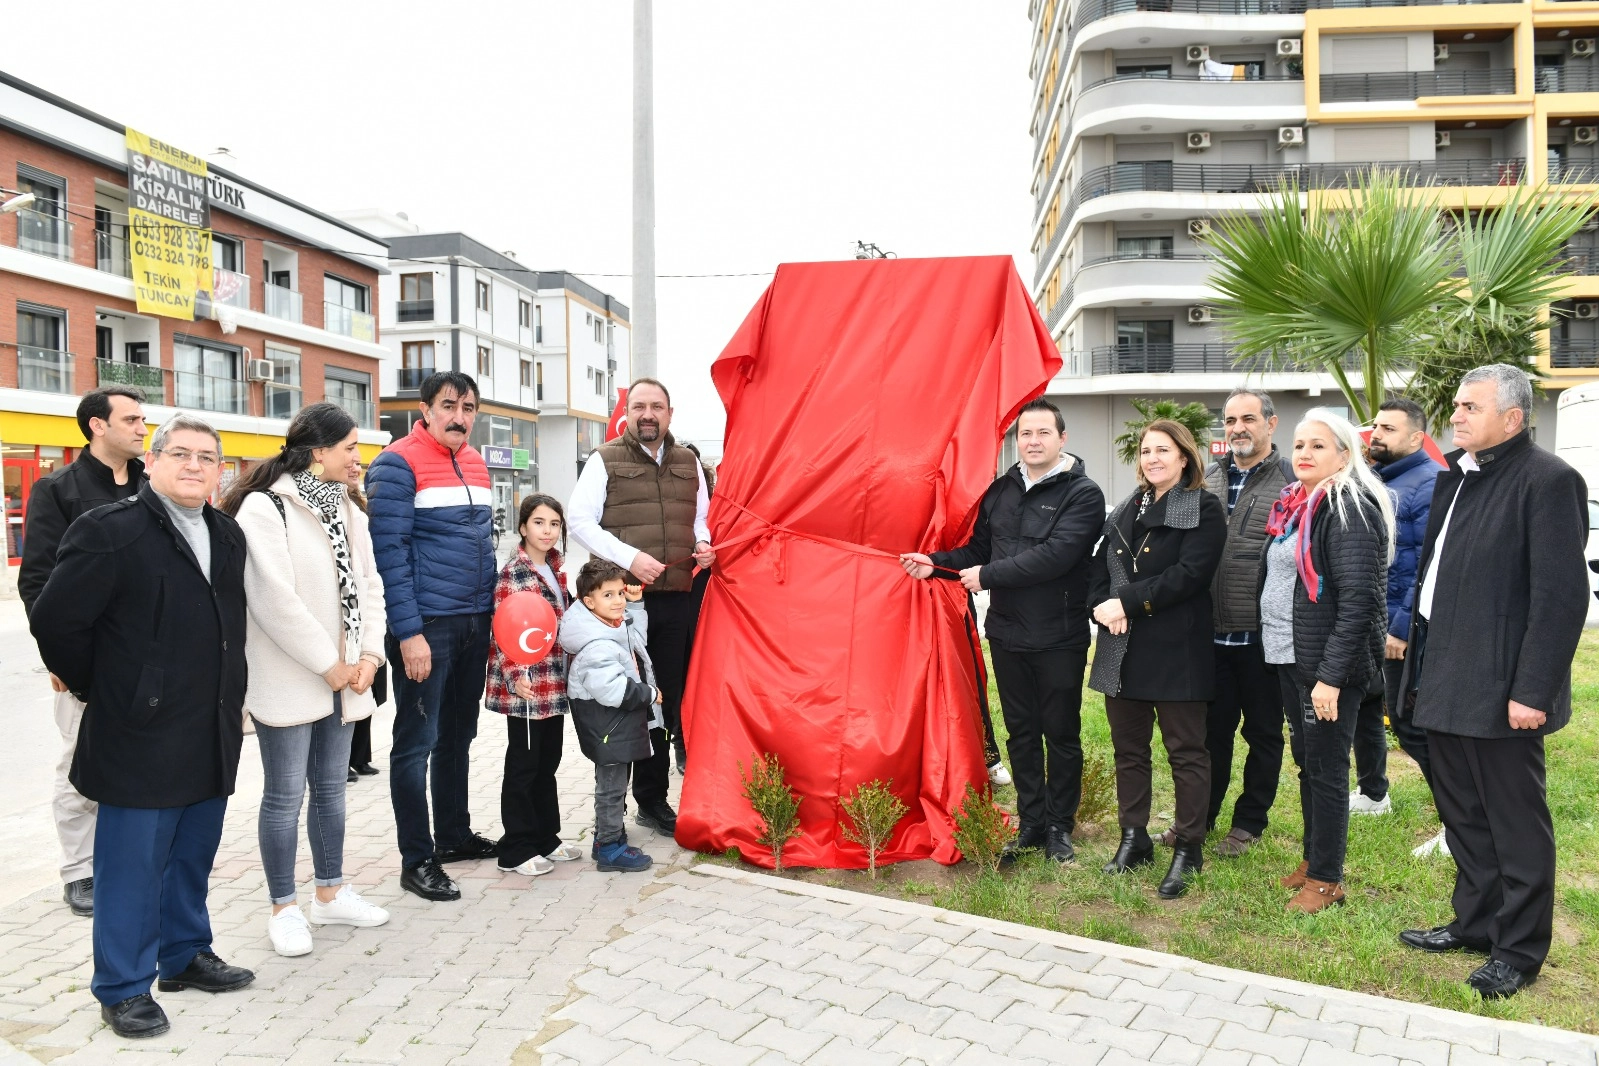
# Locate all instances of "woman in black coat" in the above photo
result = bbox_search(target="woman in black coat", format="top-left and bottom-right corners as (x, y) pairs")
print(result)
(1259, 409), (1391, 914)
(1089, 419), (1227, 899)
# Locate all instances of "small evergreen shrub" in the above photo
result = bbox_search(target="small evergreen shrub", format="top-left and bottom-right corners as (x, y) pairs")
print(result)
(951, 782), (1015, 874)
(1075, 749), (1116, 827)
(839, 779), (908, 879)
(739, 753), (803, 871)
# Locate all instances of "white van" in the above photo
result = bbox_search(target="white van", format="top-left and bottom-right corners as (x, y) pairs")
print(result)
(1555, 382), (1599, 620)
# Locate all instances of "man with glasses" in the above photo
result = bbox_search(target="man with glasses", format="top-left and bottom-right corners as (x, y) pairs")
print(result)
(19, 385), (149, 917)
(31, 413), (253, 1039)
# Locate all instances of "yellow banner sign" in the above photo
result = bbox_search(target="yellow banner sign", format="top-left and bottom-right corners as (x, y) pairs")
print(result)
(126, 129), (212, 320)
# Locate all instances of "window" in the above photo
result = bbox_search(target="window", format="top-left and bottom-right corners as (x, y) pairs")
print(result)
(1115, 319), (1175, 373)
(593, 316), (606, 343)
(536, 361), (544, 402)
(533, 304), (543, 344)
(399, 273), (434, 321)
(1116, 235), (1174, 259)
(1116, 63), (1171, 79)
(324, 274), (372, 340)
(17, 305), (71, 393)
(264, 345), (302, 419)
(325, 366), (374, 427)
(16, 166), (70, 260)
(478, 345), (493, 376)
(519, 299), (532, 328)
(212, 235), (241, 274)
(476, 279), (491, 311)
(595, 372), (605, 397)
(324, 274), (368, 312)
(174, 336), (246, 413)
(400, 341), (435, 384)
(520, 359), (533, 387)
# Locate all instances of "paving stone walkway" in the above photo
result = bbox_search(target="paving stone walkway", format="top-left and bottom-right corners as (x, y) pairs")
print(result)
(1, 716), (1597, 1066)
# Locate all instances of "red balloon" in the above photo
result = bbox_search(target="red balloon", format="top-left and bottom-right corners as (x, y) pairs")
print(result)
(492, 591), (559, 666)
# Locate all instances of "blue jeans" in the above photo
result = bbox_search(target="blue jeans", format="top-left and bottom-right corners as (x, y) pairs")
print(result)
(388, 614), (491, 867)
(92, 797), (225, 1005)
(256, 695), (353, 904)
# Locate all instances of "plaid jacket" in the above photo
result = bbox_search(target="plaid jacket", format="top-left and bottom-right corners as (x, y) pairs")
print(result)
(486, 546), (570, 719)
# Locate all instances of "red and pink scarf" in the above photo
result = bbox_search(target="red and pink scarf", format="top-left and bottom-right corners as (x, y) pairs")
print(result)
(1265, 482), (1327, 602)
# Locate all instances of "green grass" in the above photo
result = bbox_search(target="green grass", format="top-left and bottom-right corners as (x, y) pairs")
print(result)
(914, 630), (1599, 1032)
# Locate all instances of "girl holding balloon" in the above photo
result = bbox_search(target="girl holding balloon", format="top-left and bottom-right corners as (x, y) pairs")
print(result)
(487, 494), (582, 876)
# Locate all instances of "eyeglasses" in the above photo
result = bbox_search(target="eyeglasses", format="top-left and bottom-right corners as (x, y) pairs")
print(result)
(155, 448), (221, 468)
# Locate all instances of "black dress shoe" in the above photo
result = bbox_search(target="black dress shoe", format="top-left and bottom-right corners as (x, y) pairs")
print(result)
(1468, 958), (1537, 999)
(1000, 823), (1048, 866)
(401, 858), (461, 901)
(156, 951), (255, 993)
(636, 801), (678, 835)
(1158, 843), (1204, 899)
(101, 994), (169, 1038)
(347, 769), (358, 784)
(352, 763), (381, 776)
(1103, 828), (1155, 874)
(675, 751), (687, 775)
(64, 877), (93, 916)
(1399, 925), (1491, 954)
(436, 832), (498, 863)
(1045, 827), (1075, 865)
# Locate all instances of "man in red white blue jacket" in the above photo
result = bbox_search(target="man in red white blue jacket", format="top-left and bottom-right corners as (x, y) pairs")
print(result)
(366, 371), (497, 903)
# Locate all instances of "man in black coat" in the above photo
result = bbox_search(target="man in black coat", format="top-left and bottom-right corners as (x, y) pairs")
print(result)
(901, 398), (1106, 865)
(1397, 365), (1590, 1000)
(19, 385), (148, 918)
(30, 413), (254, 1039)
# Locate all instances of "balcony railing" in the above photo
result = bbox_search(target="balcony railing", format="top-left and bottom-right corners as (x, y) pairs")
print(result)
(1551, 339), (1599, 369)
(396, 366), (435, 391)
(325, 302), (376, 342)
(95, 359), (168, 402)
(265, 285), (303, 324)
(1093, 344), (1244, 374)
(264, 383), (304, 420)
(95, 225), (132, 277)
(329, 393), (377, 428)
(1085, 70), (1303, 95)
(1320, 69), (1516, 103)
(1083, 252), (1210, 267)
(211, 268), (250, 309)
(173, 371), (248, 415)
(14, 209), (73, 261)
(17, 347), (74, 393)
(1551, 161), (1599, 185)
(397, 299), (434, 322)
(1537, 66), (1599, 94)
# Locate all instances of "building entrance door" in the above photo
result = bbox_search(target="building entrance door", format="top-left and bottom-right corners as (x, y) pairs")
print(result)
(4, 457), (41, 565)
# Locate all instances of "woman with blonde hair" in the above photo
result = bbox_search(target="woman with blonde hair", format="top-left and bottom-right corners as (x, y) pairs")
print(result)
(1089, 419), (1227, 899)
(1260, 408), (1393, 913)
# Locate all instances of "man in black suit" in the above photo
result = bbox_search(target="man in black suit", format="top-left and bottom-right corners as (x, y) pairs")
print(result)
(31, 412), (254, 1038)
(1397, 365), (1590, 999)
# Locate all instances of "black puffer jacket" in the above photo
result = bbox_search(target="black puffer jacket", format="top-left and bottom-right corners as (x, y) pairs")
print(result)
(931, 456), (1105, 653)
(1289, 487), (1389, 692)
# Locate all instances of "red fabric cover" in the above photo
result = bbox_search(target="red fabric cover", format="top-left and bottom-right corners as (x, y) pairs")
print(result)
(675, 256), (1063, 869)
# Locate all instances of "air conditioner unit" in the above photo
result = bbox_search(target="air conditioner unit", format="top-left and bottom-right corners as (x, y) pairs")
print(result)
(1435, 130), (1452, 148)
(1277, 126), (1306, 148)
(1276, 38), (1302, 58)
(246, 359), (275, 382)
(1573, 38), (1597, 58)
(1434, 43), (1450, 62)
(1186, 131), (1212, 151)
(1188, 306), (1214, 325)
(1576, 302), (1599, 320)
(1187, 218), (1213, 238)
(1577, 125), (1599, 145)
(1186, 44), (1210, 63)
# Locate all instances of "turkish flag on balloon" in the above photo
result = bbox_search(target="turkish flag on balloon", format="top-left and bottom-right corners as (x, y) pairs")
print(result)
(492, 591), (558, 666)
(675, 256), (1062, 869)
(605, 389), (628, 442)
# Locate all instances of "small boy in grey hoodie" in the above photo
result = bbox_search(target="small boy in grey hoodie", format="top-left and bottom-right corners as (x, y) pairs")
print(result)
(561, 559), (661, 873)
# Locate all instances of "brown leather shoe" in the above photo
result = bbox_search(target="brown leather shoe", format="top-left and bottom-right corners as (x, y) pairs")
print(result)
(1156, 828), (1177, 847)
(1214, 827), (1260, 857)
(1280, 861), (1309, 890)
(1287, 878), (1346, 914)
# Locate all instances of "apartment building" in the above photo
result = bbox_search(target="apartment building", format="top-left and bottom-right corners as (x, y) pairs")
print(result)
(1027, 0), (1599, 497)
(346, 214), (631, 520)
(0, 71), (388, 567)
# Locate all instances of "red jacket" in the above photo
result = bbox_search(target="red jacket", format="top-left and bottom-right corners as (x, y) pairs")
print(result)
(486, 546), (569, 719)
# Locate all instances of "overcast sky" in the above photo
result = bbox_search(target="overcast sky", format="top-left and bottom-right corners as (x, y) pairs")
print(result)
(1, 1), (1035, 452)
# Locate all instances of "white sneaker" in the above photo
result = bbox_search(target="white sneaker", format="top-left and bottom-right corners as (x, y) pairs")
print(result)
(499, 855), (555, 876)
(1348, 789), (1392, 815)
(268, 906), (314, 956)
(308, 885), (391, 927)
(1412, 827), (1450, 858)
(988, 761), (1013, 787)
(544, 843), (584, 862)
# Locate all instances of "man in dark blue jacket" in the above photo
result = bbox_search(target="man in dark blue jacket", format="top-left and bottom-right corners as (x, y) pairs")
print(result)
(1349, 399), (1446, 853)
(366, 371), (497, 902)
(901, 398), (1105, 865)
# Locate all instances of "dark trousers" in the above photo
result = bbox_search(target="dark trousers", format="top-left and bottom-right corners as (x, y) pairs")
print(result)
(637, 591), (694, 803)
(1205, 641), (1285, 836)
(1383, 658), (1434, 791)
(388, 613), (492, 868)
(349, 718), (373, 769)
(1351, 683), (1388, 801)
(1104, 697), (1210, 844)
(1281, 672), (1360, 884)
(91, 797), (226, 1006)
(990, 646), (1086, 833)
(497, 714), (566, 867)
(1430, 730), (1555, 973)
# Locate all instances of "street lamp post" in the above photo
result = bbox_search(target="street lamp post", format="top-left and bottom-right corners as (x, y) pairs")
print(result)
(632, 0), (657, 380)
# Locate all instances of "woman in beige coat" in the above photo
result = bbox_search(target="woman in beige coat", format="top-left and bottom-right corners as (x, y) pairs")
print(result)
(221, 403), (390, 957)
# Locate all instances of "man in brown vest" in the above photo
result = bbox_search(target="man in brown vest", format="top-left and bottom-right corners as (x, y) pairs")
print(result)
(568, 379), (713, 837)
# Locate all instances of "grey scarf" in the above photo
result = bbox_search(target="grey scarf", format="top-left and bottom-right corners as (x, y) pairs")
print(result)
(292, 470), (362, 664)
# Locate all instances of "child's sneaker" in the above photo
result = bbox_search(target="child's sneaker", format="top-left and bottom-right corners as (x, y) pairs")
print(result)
(594, 841), (653, 873)
(590, 830), (627, 860)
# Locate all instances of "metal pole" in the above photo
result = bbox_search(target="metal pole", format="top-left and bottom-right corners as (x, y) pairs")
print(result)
(631, 0), (657, 380)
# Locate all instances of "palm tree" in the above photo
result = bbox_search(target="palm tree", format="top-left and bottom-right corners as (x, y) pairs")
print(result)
(1204, 168), (1590, 427)
(1114, 398), (1214, 466)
